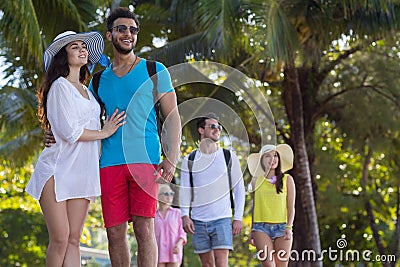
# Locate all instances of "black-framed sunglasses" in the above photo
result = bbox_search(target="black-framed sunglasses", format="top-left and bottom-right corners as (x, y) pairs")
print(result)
(204, 124), (223, 131)
(109, 25), (140, 35)
(160, 191), (175, 197)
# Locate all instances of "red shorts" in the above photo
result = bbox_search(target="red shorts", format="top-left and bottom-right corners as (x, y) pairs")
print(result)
(100, 164), (160, 228)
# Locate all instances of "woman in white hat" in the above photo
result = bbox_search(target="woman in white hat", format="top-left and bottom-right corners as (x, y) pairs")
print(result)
(247, 144), (296, 267)
(26, 31), (125, 266)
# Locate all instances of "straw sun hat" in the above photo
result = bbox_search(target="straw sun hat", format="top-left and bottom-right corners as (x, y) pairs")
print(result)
(43, 30), (104, 71)
(247, 144), (294, 177)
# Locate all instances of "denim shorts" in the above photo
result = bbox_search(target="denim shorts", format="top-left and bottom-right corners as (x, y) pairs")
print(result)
(252, 222), (286, 240)
(192, 217), (233, 254)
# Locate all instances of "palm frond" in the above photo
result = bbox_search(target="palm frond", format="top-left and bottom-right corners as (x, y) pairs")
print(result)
(0, 85), (42, 166)
(0, 86), (39, 139)
(197, 0), (244, 62)
(266, 1), (302, 64)
(143, 32), (208, 65)
(0, 128), (43, 166)
(0, 0), (43, 70)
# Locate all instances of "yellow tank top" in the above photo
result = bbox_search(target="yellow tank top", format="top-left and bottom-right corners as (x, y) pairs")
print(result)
(253, 174), (287, 223)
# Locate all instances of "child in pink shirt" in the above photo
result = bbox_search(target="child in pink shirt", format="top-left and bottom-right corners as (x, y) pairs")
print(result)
(155, 184), (187, 266)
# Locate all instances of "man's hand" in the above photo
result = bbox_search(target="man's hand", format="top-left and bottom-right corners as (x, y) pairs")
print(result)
(182, 215), (195, 234)
(44, 129), (56, 147)
(232, 220), (243, 236)
(155, 158), (176, 183)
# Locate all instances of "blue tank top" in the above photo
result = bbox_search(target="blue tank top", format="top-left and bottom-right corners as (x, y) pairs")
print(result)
(88, 59), (174, 168)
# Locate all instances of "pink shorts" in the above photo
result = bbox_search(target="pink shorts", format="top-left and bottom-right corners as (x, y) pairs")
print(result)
(100, 164), (160, 228)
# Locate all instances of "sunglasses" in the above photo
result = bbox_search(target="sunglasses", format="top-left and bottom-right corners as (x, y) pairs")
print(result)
(160, 191), (175, 197)
(109, 25), (140, 35)
(204, 124), (222, 131)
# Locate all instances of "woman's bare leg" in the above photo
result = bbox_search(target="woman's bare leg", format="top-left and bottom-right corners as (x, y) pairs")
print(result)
(274, 236), (293, 267)
(252, 231), (276, 267)
(62, 198), (90, 266)
(39, 177), (69, 267)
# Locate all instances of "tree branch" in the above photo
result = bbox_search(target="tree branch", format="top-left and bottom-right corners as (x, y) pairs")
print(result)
(317, 45), (362, 86)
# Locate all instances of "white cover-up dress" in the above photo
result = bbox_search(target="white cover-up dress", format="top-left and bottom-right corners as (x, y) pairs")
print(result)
(26, 77), (101, 202)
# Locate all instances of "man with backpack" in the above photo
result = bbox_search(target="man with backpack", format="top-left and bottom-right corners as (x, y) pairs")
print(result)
(180, 113), (245, 267)
(89, 7), (180, 267)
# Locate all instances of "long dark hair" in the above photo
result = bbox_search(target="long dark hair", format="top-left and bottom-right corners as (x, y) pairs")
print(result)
(37, 46), (89, 129)
(261, 153), (284, 194)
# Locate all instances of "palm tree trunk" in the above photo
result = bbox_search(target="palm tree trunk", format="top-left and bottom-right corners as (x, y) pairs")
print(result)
(283, 61), (322, 267)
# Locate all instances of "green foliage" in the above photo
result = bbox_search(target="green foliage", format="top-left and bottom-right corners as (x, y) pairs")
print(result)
(0, 164), (46, 266)
(182, 235), (201, 267)
(316, 118), (399, 265)
(0, 207), (47, 266)
(310, 36), (400, 266)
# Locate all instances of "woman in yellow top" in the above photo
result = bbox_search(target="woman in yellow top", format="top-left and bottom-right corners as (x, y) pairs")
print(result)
(248, 144), (295, 267)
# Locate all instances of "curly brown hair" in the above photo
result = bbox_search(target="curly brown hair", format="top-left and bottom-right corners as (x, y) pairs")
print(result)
(106, 7), (140, 31)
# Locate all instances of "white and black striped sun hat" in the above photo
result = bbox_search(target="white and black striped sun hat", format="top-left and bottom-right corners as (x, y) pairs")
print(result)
(43, 30), (104, 71)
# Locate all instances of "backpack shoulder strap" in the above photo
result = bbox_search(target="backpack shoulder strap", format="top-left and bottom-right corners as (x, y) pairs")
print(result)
(92, 69), (105, 97)
(223, 148), (235, 210)
(146, 60), (164, 148)
(146, 60), (158, 103)
(222, 148), (231, 167)
(188, 150), (197, 204)
(146, 60), (157, 77)
(91, 69), (106, 120)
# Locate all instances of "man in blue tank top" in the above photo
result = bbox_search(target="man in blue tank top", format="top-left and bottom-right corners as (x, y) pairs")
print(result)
(89, 7), (181, 267)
